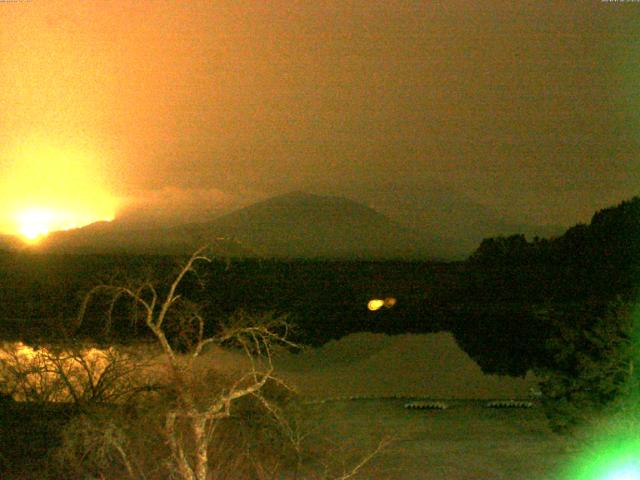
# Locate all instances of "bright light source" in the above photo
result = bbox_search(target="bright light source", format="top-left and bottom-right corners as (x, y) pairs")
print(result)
(14, 207), (114, 243)
(368, 299), (385, 311)
(368, 297), (397, 311)
(566, 435), (640, 480)
(603, 464), (640, 480)
(0, 141), (118, 239)
(16, 208), (55, 241)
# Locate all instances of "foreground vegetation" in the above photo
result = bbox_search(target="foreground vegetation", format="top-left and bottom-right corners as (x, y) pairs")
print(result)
(0, 250), (389, 479)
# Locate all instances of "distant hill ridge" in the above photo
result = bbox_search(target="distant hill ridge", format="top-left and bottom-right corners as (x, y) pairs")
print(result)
(179, 191), (435, 259)
(17, 191), (439, 259)
(7, 193), (636, 261)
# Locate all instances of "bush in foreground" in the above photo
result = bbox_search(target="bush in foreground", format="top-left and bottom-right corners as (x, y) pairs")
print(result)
(534, 299), (639, 434)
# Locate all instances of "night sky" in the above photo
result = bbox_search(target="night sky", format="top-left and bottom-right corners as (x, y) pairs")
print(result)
(1, 1), (638, 236)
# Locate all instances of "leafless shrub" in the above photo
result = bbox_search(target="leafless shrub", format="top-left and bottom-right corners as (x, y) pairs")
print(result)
(53, 409), (145, 480)
(0, 342), (154, 406)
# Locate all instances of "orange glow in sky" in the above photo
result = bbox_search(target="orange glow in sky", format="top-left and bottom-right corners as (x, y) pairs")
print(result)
(0, 142), (117, 242)
(0, 1), (638, 235)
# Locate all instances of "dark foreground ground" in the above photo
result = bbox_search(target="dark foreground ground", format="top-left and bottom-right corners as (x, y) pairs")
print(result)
(306, 398), (576, 480)
(0, 398), (578, 480)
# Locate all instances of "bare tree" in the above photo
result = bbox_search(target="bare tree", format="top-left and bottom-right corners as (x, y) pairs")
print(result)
(76, 247), (299, 480)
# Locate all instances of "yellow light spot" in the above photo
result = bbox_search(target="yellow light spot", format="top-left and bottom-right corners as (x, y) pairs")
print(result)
(14, 207), (113, 243)
(16, 208), (55, 242)
(368, 299), (385, 311)
(0, 141), (118, 239)
(368, 297), (397, 312)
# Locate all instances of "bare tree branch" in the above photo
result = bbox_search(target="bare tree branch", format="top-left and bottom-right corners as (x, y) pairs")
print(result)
(333, 437), (392, 480)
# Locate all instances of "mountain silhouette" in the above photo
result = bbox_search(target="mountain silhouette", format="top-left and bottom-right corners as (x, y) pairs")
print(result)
(179, 191), (436, 258)
(23, 192), (439, 259)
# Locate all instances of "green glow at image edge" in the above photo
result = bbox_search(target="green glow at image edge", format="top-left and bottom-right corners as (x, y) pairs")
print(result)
(558, 303), (640, 480)
(562, 437), (640, 480)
